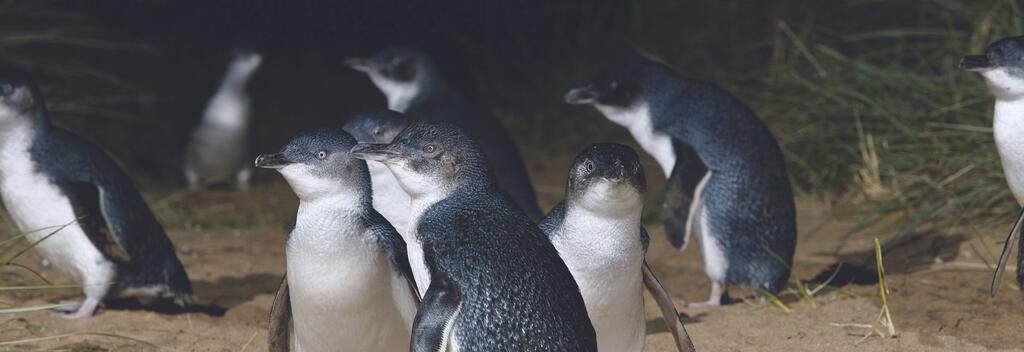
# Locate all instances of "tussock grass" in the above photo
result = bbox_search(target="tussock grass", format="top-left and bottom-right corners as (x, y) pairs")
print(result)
(471, 0), (1024, 251)
(830, 238), (898, 344)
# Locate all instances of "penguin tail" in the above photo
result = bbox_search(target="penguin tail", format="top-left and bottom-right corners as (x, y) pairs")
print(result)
(113, 259), (194, 302)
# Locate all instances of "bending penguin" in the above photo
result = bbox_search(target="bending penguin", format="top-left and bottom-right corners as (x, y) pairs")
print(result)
(0, 77), (193, 319)
(960, 36), (1024, 296)
(540, 143), (696, 352)
(565, 57), (797, 306)
(351, 121), (597, 351)
(257, 127), (419, 352)
(184, 49), (262, 190)
(345, 48), (543, 220)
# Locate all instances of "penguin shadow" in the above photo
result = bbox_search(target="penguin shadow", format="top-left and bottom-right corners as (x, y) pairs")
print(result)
(104, 273), (281, 317)
(644, 313), (707, 335)
(807, 231), (967, 286)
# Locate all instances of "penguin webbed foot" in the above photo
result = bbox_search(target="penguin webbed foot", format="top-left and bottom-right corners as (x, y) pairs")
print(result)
(53, 297), (101, 320)
(687, 282), (728, 308)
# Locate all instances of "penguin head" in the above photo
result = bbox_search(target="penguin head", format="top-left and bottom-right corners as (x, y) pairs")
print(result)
(255, 128), (369, 202)
(345, 47), (436, 111)
(342, 110), (411, 144)
(564, 58), (663, 118)
(0, 77), (44, 127)
(961, 36), (1024, 99)
(566, 143), (646, 215)
(350, 120), (489, 199)
(228, 49), (263, 77)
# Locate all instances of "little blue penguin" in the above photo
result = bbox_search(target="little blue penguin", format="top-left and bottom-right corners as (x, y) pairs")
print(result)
(256, 127), (419, 352)
(342, 110), (413, 235)
(540, 143), (696, 352)
(345, 48), (543, 220)
(565, 57), (797, 306)
(0, 77), (193, 319)
(350, 120), (597, 351)
(184, 49), (262, 190)
(960, 37), (1024, 296)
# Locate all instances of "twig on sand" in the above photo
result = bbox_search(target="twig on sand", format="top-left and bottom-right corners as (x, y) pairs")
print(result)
(831, 238), (898, 345)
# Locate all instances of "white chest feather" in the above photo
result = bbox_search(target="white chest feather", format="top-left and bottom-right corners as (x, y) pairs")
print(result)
(993, 99), (1024, 205)
(596, 103), (677, 176)
(404, 194), (443, 298)
(368, 162), (411, 234)
(550, 207), (645, 352)
(696, 198), (729, 282)
(368, 74), (420, 113)
(0, 129), (114, 298)
(386, 162), (451, 298)
(286, 205), (413, 352)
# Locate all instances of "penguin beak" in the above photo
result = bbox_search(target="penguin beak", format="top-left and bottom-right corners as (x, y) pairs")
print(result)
(564, 86), (599, 105)
(350, 143), (400, 162)
(345, 57), (374, 72)
(959, 55), (993, 71)
(255, 153), (292, 169)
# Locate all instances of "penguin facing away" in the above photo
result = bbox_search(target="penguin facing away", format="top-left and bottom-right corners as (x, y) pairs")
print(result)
(184, 49), (262, 190)
(350, 121), (597, 351)
(565, 57), (797, 306)
(345, 47), (543, 221)
(960, 36), (1024, 296)
(540, 143), (696, 352)
(0, 78), (193, 319)
(256, 127), (419, 352)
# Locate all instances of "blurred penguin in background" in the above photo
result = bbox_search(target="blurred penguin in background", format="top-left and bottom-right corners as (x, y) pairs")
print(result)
(184, 49), (262, 191)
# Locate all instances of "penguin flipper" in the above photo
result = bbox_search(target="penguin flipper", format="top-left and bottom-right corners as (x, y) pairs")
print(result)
(992, 207), (1024, 296)
(641, 226), (651, 255)
(538, 201), (567, 238)
(642, 261), (696, 352)
(268, 275), (291, 352)
(411, 272), (461, 352)
(57, 181), (123, 261)
(363, 209), (421, 300)
(663, 143), (706, 250)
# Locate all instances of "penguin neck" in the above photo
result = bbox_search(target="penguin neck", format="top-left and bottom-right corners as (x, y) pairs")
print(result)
(992, 98), (1024, 205)
(0, 112), (39, 174)
(294, 193), (367, 234)
(558, 199), (643, 265)
(201, 66), (256, 127)
(371, 75), (423, 113)
(596, 102), (677, 176)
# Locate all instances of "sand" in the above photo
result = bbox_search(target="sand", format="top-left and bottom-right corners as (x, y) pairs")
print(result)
(2, 180), (1024, 351)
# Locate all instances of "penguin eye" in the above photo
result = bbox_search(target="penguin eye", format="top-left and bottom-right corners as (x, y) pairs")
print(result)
(315, 151), (328, 160)
(422, 144), (437, 154)
(372, 128), (382, 136)
(584, 160), (595, 172)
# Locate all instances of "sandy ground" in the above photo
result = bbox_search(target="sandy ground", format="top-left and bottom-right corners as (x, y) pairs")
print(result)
(4, 161), (1024, 351)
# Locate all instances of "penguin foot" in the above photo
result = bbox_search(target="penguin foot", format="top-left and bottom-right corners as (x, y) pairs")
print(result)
(687, 281), (727, 308)
(686, 297), (722, 308)
(54, 298), (100, 320)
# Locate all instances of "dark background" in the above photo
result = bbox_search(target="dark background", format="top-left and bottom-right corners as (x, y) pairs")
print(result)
(3, 0), (1018, 235)
(6, 0), (811, 181)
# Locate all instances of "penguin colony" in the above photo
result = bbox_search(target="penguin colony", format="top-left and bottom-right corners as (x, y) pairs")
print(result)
(15, 33), (1024, 350)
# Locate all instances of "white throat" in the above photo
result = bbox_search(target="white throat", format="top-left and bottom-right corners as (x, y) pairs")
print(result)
(595, 102), (677, 176)
(368, 74), (421, 113)
(378, 160), (452, 297)
(201, 55), (261, 128)
(993, 97), (1024, 205)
